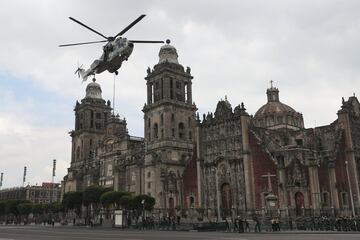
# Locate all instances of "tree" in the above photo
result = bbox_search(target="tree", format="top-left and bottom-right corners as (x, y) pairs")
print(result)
(32, 204), (44, 215)
(5, 200), (31, 217)
(119, 195), (133, 210)
(130, 195), (155, 219)
(62, 191), (83, 217)
(49, 202), (63, 214)
(83, 186), (111, 223)
(17, 203), (33, 223)
(100, 191), (130, 209)
(0, 201), (5, 217)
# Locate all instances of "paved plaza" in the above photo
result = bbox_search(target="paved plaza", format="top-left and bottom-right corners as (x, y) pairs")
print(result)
(0, 226), (359, 240)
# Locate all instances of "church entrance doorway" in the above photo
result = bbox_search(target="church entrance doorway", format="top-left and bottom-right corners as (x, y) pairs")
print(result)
(168, 197), (175, 217)
(295, 192), (304, 216)
(221, 183), (232, 217)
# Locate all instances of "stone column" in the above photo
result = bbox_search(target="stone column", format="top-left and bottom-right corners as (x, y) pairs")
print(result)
(277, 162), (287, 209)
(308, 159), (321, 210)
(187, 82), (192, 104)
(240, 114), (253, 209)
(338, 112), (360, 208)
(195, 124), (202, 207)
(147, 82), (152, 104)
(328, 160), (340, 209)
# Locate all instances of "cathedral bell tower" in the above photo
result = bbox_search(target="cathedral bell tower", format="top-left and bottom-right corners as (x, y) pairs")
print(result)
(142, 40), (197, 210)
(64, 79), (112, 192)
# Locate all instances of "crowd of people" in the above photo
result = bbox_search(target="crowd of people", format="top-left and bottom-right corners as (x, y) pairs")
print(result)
(130, 215), (360, 233)
(294, 216), (360, 231)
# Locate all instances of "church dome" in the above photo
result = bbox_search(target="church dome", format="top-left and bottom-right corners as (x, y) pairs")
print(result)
(158, 39), (179, 64)
(85, 79), (103, 99)
(254, 85), (304, 130)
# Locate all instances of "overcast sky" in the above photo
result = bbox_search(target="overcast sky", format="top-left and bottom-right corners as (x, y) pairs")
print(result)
(0, 0), (359, 188)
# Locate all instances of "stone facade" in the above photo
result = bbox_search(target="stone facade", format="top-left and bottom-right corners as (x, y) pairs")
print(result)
(62, 42), (360, 217)
(0, 183), (61, 204)
(197, 85), (360, 218)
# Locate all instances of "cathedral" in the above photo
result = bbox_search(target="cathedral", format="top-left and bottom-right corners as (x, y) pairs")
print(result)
(62, 41), (360, 218)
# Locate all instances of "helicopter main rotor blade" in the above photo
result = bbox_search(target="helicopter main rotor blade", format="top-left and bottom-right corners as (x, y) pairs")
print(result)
(69, 17), (109, 40)
(59, 40), (108, 47)
(129, 40), (165, 43)
(114, 14), (146, 38)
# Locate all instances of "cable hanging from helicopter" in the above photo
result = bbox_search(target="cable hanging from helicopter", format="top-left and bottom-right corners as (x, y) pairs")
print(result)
(59, 14), (164, 82)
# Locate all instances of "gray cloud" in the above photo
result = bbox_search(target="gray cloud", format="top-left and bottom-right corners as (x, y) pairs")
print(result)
(0, 0), (359, 187)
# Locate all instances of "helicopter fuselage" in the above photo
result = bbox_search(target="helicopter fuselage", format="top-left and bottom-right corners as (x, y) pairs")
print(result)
(90, 38), (134, 75)
(60, 15), (163, 81)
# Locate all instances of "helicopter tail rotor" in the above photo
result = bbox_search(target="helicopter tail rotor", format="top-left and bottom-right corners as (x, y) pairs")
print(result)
(75, 64), (86, 81)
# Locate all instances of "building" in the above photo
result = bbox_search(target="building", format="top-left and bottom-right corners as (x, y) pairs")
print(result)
(0, 182), (61, 204)
(62, 41), (360, 217)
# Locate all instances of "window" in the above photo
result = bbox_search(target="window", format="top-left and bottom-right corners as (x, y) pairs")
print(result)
(170, 78), (174, 99)
(171, 114), (175, 122)
(161, 129), (164, 138)
(147, 171), (151, 178)
(76, 147), (80, 160)
(96, 113), (102, 119)
(322, 192), (329, 207)
(147, 182), (151, 189)
(106, 164), (113, 176)
(176, 81), (181, 89)
(296, 139), (303, 146)
(153, 123), (159, 138)
(148, 118), (151, 128)
(189, 131), (192, 140)
(160, 114), (164, 125)
(178, 122), (185, 139)
(172, 128), (175, 137)
(341, 192), (348, 206)
(104, 113), (108, 126)
(96, 123), (102, 130)
(131, 172), (136, 182)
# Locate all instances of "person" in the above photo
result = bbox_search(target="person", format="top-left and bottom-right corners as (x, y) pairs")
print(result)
(254, 216), (261, 232)
(245, 219), (250, 232)
(288, 217), (293, 230)
(102, 42), (113, 62)
(238, 218), (244, 233)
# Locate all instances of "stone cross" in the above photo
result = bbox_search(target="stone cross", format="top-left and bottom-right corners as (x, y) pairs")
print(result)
(270, 80), (274, 88)
(261, 172), (276, 193)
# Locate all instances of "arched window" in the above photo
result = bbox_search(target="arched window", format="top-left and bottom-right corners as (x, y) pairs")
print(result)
(153, 123), (158, 138)
(341, 192), (348, 207)
(76, 146), (80, 161)
(178, 122), (185, 139)
(322, 192), (329, 207)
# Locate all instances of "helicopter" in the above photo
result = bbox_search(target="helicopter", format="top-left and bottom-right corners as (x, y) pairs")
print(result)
(59, 14), (164, 81)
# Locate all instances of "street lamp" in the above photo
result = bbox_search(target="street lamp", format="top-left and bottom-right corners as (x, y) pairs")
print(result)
(0, 172), (3, 190)
(141, 199), (145, 222)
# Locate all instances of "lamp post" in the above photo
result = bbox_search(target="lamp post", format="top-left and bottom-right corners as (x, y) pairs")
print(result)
(22, 166), (27, 187)
(0, 172), (3, 190)
(141, 199), (145, 221)
(51, 159), (56, 203)
(345, 161), (356, 217)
